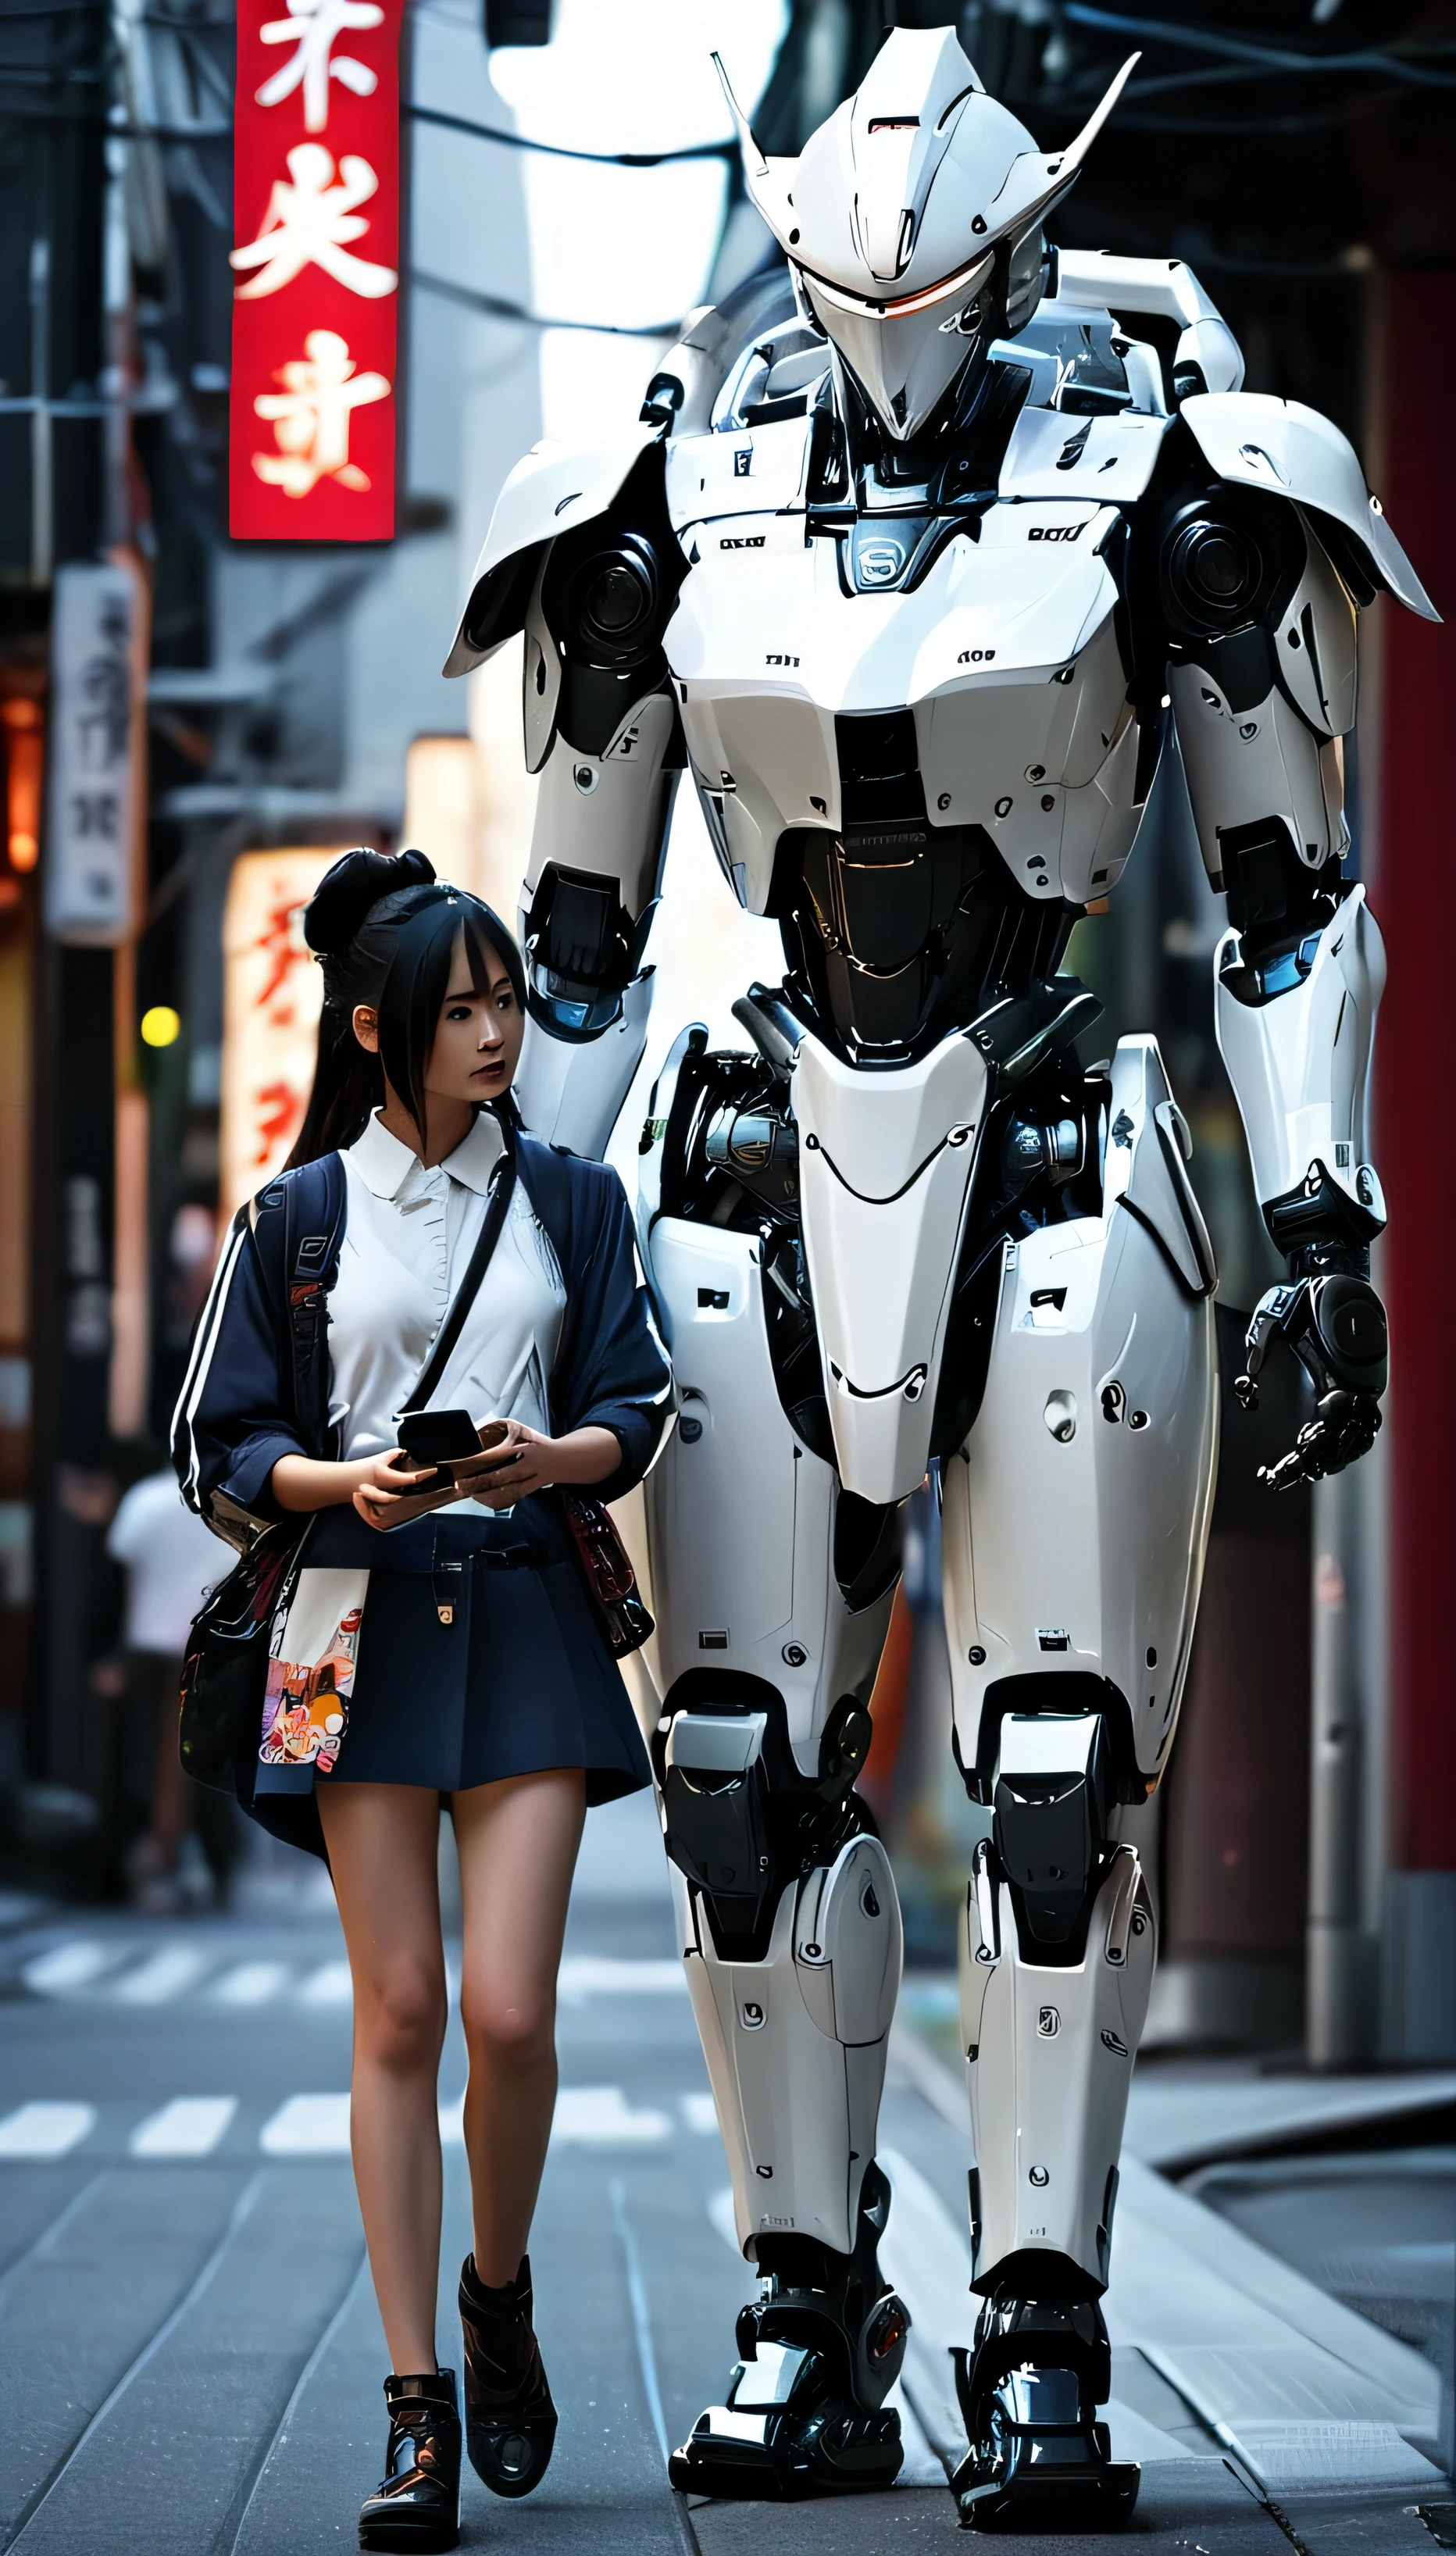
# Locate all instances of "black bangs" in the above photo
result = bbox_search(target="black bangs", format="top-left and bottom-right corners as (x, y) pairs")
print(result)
(459, 897), (527, 1017)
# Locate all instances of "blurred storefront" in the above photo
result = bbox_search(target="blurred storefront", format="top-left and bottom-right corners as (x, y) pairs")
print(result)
(0, 0), (1451, 2072)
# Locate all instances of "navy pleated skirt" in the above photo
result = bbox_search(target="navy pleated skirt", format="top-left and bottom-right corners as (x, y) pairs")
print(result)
(253, 1499), (651, 1808)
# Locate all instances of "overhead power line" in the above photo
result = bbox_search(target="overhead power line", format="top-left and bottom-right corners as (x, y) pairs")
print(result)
(1064, 4), (1456, 89)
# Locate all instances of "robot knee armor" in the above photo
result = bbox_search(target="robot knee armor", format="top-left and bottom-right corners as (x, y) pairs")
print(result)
(655, 1669), (875, 1955)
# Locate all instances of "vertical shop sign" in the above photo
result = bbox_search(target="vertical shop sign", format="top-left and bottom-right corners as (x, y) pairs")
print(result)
(230, 0), (404, 541)
(43, 562), (142, 945)
(220, 847), (342, 1216)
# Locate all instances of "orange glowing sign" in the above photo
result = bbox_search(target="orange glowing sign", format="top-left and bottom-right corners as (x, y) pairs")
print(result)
(220, 846), (342, 1216)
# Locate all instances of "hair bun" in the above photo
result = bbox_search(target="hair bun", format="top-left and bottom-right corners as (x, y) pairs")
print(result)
(303, 847), (436, 956)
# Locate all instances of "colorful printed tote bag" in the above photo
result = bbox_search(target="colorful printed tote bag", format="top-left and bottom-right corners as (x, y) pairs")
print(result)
(259, 1567), (369, 1774)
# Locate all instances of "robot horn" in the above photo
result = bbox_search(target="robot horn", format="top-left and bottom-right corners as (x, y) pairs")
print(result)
(711, 48), (799, 249)
(711, 51), (768, 177)
(1057, 50), (1141, 179)
(983, 50), (1140, 248)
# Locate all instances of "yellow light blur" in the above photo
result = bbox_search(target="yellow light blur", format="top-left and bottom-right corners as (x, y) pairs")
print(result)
(140, 1005), (181, 1048)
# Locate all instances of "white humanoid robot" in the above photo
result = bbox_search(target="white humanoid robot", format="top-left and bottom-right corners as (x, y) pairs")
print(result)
(444, 19), (1435, 2528)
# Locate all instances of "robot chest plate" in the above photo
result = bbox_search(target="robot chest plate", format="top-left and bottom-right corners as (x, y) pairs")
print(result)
(666, 498), (1144, 914)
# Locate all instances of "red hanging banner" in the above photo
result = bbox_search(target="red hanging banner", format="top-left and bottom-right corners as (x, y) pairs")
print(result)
(230, 0), (404, 541)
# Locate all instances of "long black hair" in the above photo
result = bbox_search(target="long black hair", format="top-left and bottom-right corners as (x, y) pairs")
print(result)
(284, 847), (528, 1169)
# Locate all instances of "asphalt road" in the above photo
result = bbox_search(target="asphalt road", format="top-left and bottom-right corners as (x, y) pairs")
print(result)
(0, 1801), (1444, 2555)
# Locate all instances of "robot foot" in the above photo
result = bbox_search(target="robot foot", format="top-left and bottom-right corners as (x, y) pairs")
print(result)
(669, 2162), (908, 2501)
(667, 2346), (904, 2501)
(949, 2296), (1139, 2533)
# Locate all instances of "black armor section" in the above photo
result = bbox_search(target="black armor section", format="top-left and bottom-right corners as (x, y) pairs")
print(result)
(817, 343), (1030, 536)
(744, 2160), (908, 2412)
(1215, 816), (1344, 990)
(833, 1492), (903, 1615)
(993, 1716), (1111, 1954)
(773, 792), (1077, 1064)
(960, 1674), (1138, 1969)
(520, 862), (646, 1040)
(653, 1670), (877, 1965)
(1157, 482), (1305, 650)
(652, 1040), (837, 1460)
(968, 1672), (1144, 1812)
(537, 444), (687, 758)
(1265, 1162), (1385, 1278)
(460, 539), (543, 662)
(951, 2299), (1138, 2528)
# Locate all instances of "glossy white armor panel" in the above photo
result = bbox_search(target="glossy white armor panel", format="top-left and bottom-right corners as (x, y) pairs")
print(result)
(669, 493), (1151, 919)
(791, 1026), (987, 1504)
(942, 1037), (1219, 1787)
(996, 407), (1170, 503)
(1182, 391), (1437, 620)
(522, 696), (678, 902)
(443, 425), (659, 676)
(514, 969), (654, 1160)
(961, 1842), (1154, 2287)
(1053, 249), (1244, 397)
(678, 1835), (903, 2258)
(1171, 661), (1348, 883)
(642, 1220), (894, 1767)
(1215, 884), (1386, 1221)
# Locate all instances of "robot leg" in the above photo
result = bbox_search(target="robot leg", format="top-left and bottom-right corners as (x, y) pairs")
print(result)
(641, 1030), (910, 2496)
(941, 1036), (1219, 2529)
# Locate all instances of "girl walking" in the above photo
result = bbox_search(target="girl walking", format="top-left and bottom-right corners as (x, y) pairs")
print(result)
(174, 848), (670, 2550)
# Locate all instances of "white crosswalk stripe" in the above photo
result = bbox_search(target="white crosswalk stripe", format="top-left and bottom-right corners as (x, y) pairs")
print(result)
(552, 2087), (672, 2146)
(130, 2097), (237, 2157)
(20, 1940), (117, 1997)
(0, 2101), (97, 2158)
(260, 2092), (352, 2154)
(299, 1959), (352, 2005)
(557, 1956), (685, 2004)
(113, 1947), (209, 2005)
(213, 1961), (288, 2007)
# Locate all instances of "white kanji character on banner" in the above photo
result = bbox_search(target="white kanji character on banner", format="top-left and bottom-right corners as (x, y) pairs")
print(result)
(252, 328), (390, 495)
(255, 0), (385, 137)
(229, 143), (398, 299)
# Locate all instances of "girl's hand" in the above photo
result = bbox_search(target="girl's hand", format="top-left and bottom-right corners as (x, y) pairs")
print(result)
(352, 1449), (458, 1531)
(449, 1419), (621, 1507)
(449, 1419), (556, 1507)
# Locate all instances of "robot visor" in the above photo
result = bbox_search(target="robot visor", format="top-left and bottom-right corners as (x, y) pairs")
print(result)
(797, 245), (997, 327)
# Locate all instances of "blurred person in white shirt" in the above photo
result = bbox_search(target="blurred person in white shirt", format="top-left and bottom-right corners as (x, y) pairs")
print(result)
(106, 1469), (233, 1908)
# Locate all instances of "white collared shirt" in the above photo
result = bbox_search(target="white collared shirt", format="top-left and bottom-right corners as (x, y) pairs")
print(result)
(327, 1112), (566, 1504)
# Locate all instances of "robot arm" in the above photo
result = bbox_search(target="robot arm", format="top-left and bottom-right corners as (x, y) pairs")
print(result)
(444, 430), (687, 1159)
(514, 689), (679, 1159)
(1159, 397), (1436, 1485)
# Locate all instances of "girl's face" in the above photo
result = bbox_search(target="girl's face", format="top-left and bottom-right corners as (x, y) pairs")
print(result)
(423, 927), (524, 1108)
(352, 925), (524, 1123)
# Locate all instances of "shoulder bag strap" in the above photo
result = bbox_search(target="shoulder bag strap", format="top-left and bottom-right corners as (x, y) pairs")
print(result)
(399, 1135), (518, 1419)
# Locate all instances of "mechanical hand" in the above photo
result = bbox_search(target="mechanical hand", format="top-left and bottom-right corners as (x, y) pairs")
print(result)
(1234, 1271), (1388, 1491)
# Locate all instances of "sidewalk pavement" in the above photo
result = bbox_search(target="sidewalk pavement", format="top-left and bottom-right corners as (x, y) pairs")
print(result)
(0, 1789), (1450, 2552)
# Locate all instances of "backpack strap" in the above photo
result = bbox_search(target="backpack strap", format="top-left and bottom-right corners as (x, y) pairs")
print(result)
(285, 1155), (347, 1456)
(250, 1157), (348, 1459)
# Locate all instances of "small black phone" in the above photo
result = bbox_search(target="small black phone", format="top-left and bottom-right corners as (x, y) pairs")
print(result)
(396, 1408), (485, 1466)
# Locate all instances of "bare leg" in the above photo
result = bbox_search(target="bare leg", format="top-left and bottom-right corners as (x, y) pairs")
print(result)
(451, 1771), (585, 2285)
(317, 1782), (448, 2373)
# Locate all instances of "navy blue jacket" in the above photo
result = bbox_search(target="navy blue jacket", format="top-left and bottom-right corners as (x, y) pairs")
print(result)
(173, 1133), (671, 1543)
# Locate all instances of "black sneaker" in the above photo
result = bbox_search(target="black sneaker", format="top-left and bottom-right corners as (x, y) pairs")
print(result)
(358, 2369), (461, 2552)
(458, 2252), (558, 2498)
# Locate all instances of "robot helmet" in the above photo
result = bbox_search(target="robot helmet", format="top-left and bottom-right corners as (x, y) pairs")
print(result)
(716, 25), (1138, 444)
